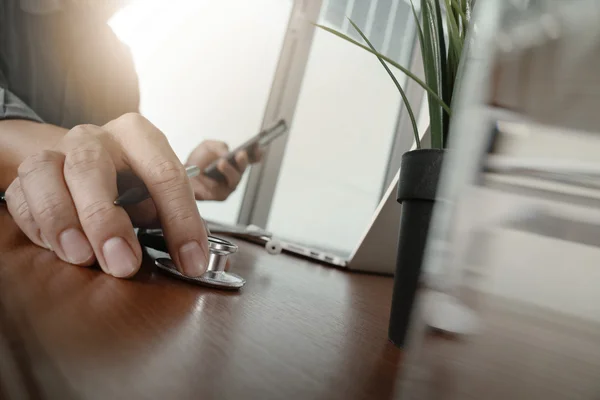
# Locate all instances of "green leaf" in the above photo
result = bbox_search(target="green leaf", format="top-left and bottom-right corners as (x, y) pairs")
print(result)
(346, 18), (421, 149)
(433, 0), (449, 146)
(450, 5), (462, 38)
(421, 0), (444, 148)
(409, 0), (425, 56)
(450, 0), (469, 35)
(444, 0), (466, 145)
(315, 23), (452, 116)
(444, 0), (464, 67)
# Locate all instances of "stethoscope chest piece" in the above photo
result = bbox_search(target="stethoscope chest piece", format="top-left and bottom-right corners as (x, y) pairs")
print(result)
(151, 235), (245, 290)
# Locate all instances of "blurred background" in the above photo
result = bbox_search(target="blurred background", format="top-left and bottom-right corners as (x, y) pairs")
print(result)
(108, 0), (429, 256)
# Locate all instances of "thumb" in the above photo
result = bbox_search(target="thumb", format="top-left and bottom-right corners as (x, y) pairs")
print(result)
(186, 141), (229, 169)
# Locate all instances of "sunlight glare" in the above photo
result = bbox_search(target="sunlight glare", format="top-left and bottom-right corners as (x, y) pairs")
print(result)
(108, 0), (198, 71)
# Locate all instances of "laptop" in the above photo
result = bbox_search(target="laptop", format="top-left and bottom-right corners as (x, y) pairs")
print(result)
(207, 171), (402, 275)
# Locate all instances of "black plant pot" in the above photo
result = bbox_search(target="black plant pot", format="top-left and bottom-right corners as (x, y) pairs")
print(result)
(388, 149), (444, 348)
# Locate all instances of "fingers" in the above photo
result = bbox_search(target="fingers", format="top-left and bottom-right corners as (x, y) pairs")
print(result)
(234, 150), (249, 171)
(186, 140), (228, 169)
(106, 113), (210, 277)
(215, 150), (249, 189)
(190, 178), (229, 201)
(187, 140), (258, 201)
(6, 115), (214, 279)
(4, 178), (49, 249)
(208, 141), (229, 158)
(16, 150), (95, 266)
(217, 158), (242, 189)
(59, 125), (142, 278)
(248, 143), (264, 163)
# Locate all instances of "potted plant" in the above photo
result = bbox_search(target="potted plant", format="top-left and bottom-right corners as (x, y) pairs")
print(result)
(318, 0), (474, 347)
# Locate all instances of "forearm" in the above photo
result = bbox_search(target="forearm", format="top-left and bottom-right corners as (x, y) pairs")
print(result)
(0, 120), (67, 190)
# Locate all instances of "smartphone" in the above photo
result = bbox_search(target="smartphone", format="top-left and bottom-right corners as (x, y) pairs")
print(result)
(203, 119), (288, 183)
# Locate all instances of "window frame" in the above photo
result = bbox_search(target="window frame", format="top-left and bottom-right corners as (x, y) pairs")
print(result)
(237, 0), (323, 226)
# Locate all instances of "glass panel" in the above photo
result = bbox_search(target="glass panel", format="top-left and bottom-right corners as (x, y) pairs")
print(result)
(370, 0), (394, 50)
(349, 0), (371, 38)
(324, 0), (348, 29)
(109, 0), (292, 224)
(265, 0), (417, 254)
(387, 1), (413, 63)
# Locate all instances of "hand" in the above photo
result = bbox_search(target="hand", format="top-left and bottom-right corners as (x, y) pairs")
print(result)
(185, 140), (263, 201)
(4, 113), (210, 278)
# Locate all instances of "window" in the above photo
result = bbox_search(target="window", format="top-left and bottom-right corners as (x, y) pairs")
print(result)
(264, 0), (418, 254)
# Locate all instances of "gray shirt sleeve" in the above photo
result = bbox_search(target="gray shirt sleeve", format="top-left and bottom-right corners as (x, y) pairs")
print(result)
(1, 1), (139, 128)
(0, 85), (44, 123)
(0, 65), (43, 122)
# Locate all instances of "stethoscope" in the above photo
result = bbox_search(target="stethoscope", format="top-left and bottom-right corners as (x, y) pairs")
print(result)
(138, 229), (246, 290)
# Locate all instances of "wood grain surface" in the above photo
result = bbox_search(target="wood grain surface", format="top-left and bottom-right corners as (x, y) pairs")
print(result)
(1, 209), (600, 400)
(0, 210), (401, 400)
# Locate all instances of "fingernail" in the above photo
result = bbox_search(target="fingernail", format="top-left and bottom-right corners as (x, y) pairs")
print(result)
(178, 241), (207, 277)
(59, 228), (93, 264)
(40, 233), (53, 251)
(103, 237), (138, 278)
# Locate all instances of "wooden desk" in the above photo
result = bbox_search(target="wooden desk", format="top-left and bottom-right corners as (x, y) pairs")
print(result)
(1, 209), (600, 400)
(0, 211), (400, 400)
